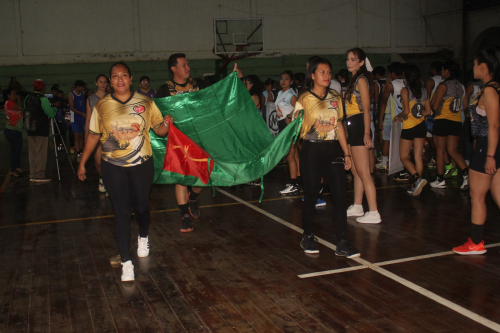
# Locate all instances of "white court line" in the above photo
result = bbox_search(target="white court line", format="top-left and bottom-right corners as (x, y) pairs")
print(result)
(298, 242), (500, 278)
(216, 188), (500, 332)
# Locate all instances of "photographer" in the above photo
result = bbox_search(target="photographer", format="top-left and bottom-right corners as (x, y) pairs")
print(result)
(24, 79), (60, 182)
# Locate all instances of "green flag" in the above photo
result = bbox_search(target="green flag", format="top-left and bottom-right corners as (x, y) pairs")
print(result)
(150, 71), (301, 188)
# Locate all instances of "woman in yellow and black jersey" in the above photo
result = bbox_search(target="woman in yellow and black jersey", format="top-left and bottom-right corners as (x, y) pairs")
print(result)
(292, 57), (359, 258)
(394, 65), (431, 196)
(344, 48), (381, 224)
(77, 62), (172, 282)
(430, 60), (469, 190)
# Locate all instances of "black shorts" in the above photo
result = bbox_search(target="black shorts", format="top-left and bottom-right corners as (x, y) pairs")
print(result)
(278, 119), (287, 132)
(401, 121), (427, 140)
(347, 113), (371, 146)
(470, 136), (500, 174)
(432, 119), (462, 137)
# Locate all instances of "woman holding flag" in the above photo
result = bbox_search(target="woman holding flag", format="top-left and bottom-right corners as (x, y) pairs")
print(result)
(77, 62), (172, 282)
(293, 57), (360, 258)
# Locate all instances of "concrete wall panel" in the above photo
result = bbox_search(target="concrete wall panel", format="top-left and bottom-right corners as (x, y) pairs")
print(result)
(0, 0), (463, 66)
(0, 0), (19, 56)
(358, 0), (391, 48)
(20, 0), (135, 56)
(395, 0), (422, 47)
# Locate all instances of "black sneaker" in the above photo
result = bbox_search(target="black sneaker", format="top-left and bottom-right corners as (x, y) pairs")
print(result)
(300, 233), (319, 253)
(189, 197), (200, 219)
(335, 240), (360, 258)
(393, 172), (410, 181)
(180, 214), (193, 233)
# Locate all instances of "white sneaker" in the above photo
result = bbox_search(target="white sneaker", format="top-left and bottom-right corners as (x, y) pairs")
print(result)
(280, 184), (300, 195)
(356, 211), (382, 224)
(460, 175), (469, 191)
(375, 162), (388, 170)
(347, 204), (364, 217)
(137, 236), (149, 257)
(430, 179), (446, 189)
(121, 260), (134, 281)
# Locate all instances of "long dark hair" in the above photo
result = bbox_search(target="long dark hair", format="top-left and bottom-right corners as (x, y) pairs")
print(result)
(300, 57), (332, 96)
(442, 60), (460, 81)
(404, 64), (423, 99)
(279, 70), (294, 91)
(344, 48), (373, 103)
(475, 45), (500, 81)
(245, 75), (262, 96)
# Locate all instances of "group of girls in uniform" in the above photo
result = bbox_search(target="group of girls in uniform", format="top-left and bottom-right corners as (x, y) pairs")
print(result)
(75, 45), (500, 282)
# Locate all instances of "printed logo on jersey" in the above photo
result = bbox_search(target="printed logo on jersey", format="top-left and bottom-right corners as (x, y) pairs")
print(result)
(330, 100), (338, 108)
(133, 105), (145, 114)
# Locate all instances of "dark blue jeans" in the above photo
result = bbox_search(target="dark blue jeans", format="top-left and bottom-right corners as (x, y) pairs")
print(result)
(4, 128), (23, 172)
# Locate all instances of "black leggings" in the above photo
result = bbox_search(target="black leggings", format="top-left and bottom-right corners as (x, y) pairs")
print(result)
(300, 140), (347, 240)
(101, 158), (154, 262)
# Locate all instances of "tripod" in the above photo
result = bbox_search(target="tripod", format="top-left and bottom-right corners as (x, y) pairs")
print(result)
(50, 118), (75, 180)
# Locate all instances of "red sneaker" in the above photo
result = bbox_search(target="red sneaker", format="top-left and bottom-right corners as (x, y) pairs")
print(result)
(452, 238), (486, 255)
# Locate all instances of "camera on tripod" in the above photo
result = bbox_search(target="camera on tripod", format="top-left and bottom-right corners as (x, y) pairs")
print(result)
(44, 94), (64, 107)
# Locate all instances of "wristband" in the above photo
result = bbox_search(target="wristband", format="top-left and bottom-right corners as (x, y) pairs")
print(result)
(344, 155), (351, 158)
(487, 155), (495, 159)
(364, 133), (370, 135)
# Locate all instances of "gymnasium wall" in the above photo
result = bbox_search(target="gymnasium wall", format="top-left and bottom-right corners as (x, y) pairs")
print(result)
(0, 0), (462, 91)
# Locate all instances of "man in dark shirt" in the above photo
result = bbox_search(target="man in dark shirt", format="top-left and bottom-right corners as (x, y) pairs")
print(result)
(156, 53), (205, 233)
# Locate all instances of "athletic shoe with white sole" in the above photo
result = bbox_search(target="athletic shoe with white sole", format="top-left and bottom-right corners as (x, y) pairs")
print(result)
(460, 175), (469, 191)
(375, 162), (388, 171)
(356, 211), (382, 224)
(280, 184), (300, 195)
(412, 178), (427, 196)
(347, 204), (364, 217)
(393, 171), (410, 181)
(430, 179), (446, 189)
(121, 260), (134, 281)
(300, 233), (319, 254)
(452, 238), (486, 255)
(335, 240), (360, 258)
(137, 236), (149, 257)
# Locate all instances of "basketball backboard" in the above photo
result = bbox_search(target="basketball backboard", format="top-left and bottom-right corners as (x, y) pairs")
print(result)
(214, 18), (264, 55)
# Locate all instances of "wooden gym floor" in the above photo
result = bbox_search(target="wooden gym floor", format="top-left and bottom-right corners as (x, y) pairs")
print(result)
(1, 133), (500, 333)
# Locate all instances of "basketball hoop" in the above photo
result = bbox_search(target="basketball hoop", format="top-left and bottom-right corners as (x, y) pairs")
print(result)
(235, 44), (249, 57)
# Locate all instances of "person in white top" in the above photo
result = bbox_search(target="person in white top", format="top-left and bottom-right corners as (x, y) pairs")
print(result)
(276, 70), (300, 195)
(425, 61), (443, 169)
(329, 78), (341, 95)
(377, 62), (405, 171)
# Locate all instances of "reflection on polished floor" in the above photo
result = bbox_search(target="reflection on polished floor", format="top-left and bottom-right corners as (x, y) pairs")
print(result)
(1, 133), (500, 333)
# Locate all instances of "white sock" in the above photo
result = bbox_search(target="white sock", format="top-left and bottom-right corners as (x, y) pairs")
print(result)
(382, 156), (388, 165)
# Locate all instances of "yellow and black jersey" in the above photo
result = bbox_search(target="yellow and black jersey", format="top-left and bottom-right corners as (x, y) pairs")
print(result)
(345, 75), (368, 116)
(403, 87), (428, 129)
(89, 93), (163, 167)
(165, 78), (199, 96)
(293, 89), (344, 141)
(435, 79), (464, 122)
